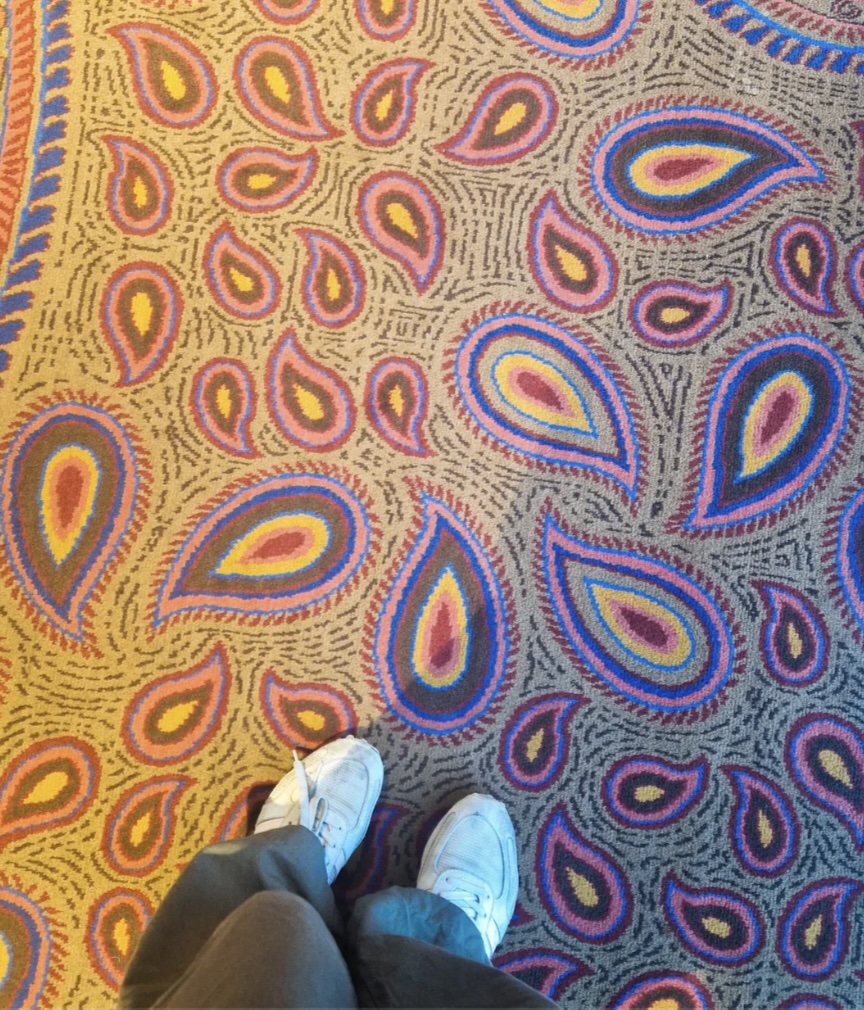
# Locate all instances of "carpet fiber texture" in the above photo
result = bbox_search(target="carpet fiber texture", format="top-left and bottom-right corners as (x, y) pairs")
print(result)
(2, 0), (864, 1006)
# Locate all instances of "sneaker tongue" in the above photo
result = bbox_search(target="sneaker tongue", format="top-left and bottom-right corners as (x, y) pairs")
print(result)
(439, 817), (502, 884)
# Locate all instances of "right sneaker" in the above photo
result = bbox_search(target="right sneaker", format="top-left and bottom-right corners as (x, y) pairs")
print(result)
(417, 793), (518, 960)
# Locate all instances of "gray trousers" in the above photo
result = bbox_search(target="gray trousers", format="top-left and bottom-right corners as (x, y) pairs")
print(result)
(119, 825), (560, 1009)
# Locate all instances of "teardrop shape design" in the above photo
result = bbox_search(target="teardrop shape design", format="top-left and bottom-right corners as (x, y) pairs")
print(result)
(234, 37), (340, 140)
(0, 885), (59, 1010)
(723, 766), (798, 877)
(499, 693), (584, 791)
(260, 669), (357, 750)
(847, 242), (864, 316)
(191, 359), (259, 458)
(108, 23), (217, 128)
(212, 783), (274, 843)
(254, 0), (318, 22)
(123, 645), (230, 765)
(102, 776), (193, 876)
(754, 582), (828, 686)
(357, 171), (444, 292)
(774, 999), (843, 1010)
(352, 59), (431, 147)
(154, 470), (375, 627)
(777, 878), (862, 979)
(101, 263), (182, 385)
(266, 331), (356, 450)
(630, 280), (731, 348)
(786, 715), (864, 849)
(832, 484), (864, 641)
(540, 511), (740, 719)
(0, 397), (143, 644)
(365, 357), (431, 457)
(355, 0), (416, 40)
(204, 224), (280, 320)
(602, 755), (708, 828)
(447, 310), (641, 497)
(87, 889), (152, 990)
(608, 971), (714, 1010)
(366, 486), (514, 736)
(103, 137), (172, 235)
(528, 191), (616, 312)
(217, 147), (317, 213)
(298, 230), (365, 328)
(663, 874), (763, 965)
(0, 738), (99, 847)
(771, 219), (839, 316)
(493, 949), (590, 1000)
(332, 803), (408, 904)
(675, 332), (856, 535)
(584, 102), (825, 235)
(482, 0), (644, 63)
(537, 802), (631, 942)
(439, 74), (558, 165)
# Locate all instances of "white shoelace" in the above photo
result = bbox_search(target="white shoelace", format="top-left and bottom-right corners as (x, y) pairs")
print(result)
(435, 871), (496, 938)
(293, 750), (346, 876)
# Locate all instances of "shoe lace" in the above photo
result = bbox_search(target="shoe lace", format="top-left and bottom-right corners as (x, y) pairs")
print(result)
(293, 750), (346, 873)
(435, 871), (496, 936)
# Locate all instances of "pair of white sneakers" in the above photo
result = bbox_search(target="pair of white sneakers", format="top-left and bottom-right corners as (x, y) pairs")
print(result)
(254, 736), (518, 961)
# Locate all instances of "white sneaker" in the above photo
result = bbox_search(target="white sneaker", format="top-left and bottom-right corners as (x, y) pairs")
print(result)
(417, 793), (518, 960)
(254, 736), (384, 885)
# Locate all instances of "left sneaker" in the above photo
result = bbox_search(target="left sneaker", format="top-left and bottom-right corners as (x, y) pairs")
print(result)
(254, 736), (384, 885)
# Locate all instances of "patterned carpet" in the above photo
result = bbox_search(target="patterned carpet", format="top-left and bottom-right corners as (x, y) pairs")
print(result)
(2, 0), (864, 1006)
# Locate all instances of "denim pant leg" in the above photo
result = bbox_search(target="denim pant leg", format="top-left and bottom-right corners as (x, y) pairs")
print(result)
(119, 826), (356, 1010)
(347, 886), (560, 1009)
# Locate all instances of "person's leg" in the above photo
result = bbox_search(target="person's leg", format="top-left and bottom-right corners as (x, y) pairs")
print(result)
(120, 737), (383, 1010)
(152, 891), (356, 1010)
(347, 795), (561, 1009)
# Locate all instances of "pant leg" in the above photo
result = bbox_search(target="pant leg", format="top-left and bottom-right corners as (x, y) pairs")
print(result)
(151, 891), (356, 1010)
(347, 886), (560, 1009)
(119, 825), (351, 1009)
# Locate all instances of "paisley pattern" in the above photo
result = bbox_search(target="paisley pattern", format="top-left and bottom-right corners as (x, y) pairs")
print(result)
(153, 469), (375, 627)
(0, 884), (58, 1010)
(499, 693), (584, 791)
(0, 737), (99, 847)
(608, 972), (714, 1010)
(87, 889), (153, 990)
(447, 310), (641, 496)
(785, 715), (864, 849)
(366, 487), (514, 736)
(190, 359), (259, 458)
(754, 582), (828, 686)
(847, 242), (864, 316)
(234, 37), (339, 140)
(723, 766), (797, 877)
(537, 802), (632, 942)
(352, 59), (430, 147)
(584, 101), (825, 235)
(255, 0), (319, 21)
(266, 331), (356, 450)
(102, 776), (193, 876)
(0, 397), (144, 646)
(833, 483), (864, 640)
(109, 23), (217, 128)
(355, 0), (416, 39)
(217, 147), (317, 212)
(630, 281), (731, 348)
(771, 219), (838, 316)
(482, 0), (646, 63)
(204, 224), (281, 320)
(103, 137), (172, 235)
(357, 172), (444, 292)
(675, 332), (855, 535)
(540, 511), (740, 718)
(438, 74), (557, 165)
(365, 357), (432, 456)
(298, 230), (365, 328)
(528, 192), (617, 312)
(101, 263), (182, 386)
(494, 949), (590, 1000)
(777, 878), (862, 980)
(663, 874), (763, 965)
(603, 755), (708, 828)
(260, 670), (357, 750)
(123, 645), (230, 765)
